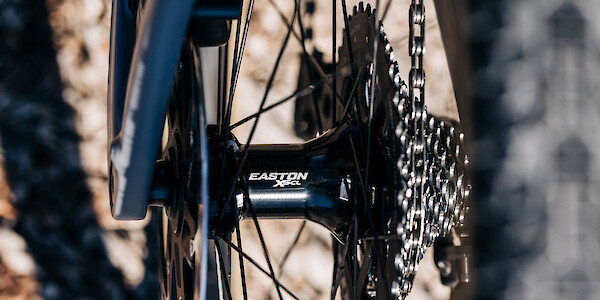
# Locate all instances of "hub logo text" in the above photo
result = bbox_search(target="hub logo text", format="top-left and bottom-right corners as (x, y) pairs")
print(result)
(248, 172), (309, 188)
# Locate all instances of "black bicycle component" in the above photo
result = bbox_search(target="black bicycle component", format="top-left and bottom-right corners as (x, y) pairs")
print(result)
(209, 123), (375, 242)
(193, 0), (243, 19)
(241, 125), (355, 241)
(189, 20), (232, 47)
(108, 0), (134, 146)
(332, 5), (408, 298)
(108, 0), (195, 220)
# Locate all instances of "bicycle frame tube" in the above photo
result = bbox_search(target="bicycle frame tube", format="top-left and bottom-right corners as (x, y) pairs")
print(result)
(107, 0), (132, 147)
(108, 0), (195, 219)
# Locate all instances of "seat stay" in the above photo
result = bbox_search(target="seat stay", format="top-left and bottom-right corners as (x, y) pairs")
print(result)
(108, 0), (195, 219)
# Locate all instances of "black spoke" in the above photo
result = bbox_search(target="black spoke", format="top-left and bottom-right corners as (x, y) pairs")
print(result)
(217, 45), (229, 129)
(215, 240), (234, 300)
(232, 58), (367, 133)
(279, 220), (307, 275)
(221, 0), (301, 223)
(330, 230), (352, 299)
(348, 136), (369, 203)
(266, 0), (345, 107)
(234, 210), (249, 300)
(225, 0), (255, 131)
(364, 2), (394, 298)
(341, 0), (356, 81)
(221, 0), (256, 178)
(349, 135), (392, 300)
(223, 8), (243, 134)
(352, 178), (358, 300)
(230, 75), (331, 130)
(332, 0), (337, 124)
(365, 0), (381, 189)
(341, 0), (370, 171)
(297, 1), (323, 134)
(330, 180), (354, 299)
(311, 83), (325, 135)
(243, 186), (284, 300)
(356, 242), (374, 294)
(217, 236), (302, 300)
(340, 62), (369, 121)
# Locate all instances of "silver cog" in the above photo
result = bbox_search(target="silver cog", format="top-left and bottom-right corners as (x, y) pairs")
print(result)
(340, 3), (470, 299)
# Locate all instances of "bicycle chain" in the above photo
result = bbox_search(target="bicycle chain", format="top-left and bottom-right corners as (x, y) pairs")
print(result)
(394, 1), (468, 297)
(357, 2), (469, 298)
(308, 1), (468, 297)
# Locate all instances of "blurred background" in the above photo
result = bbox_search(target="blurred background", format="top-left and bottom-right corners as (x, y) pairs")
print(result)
(1, 0), (599, 299)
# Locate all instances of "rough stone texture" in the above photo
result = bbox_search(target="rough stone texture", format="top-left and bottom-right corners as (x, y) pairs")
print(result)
(0, 0), (131, 299)
(471, 0), (600, 298)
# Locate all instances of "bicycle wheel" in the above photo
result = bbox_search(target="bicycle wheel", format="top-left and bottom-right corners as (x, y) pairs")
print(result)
(208, 1), (470, 300)
(123, 0), (471, 299)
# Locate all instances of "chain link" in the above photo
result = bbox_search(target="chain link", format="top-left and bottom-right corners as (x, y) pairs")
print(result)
(393, 1), (469, 298)
(345, 3), (469, 298)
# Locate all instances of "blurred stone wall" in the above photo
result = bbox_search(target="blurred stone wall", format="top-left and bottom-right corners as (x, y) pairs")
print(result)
(471, 0), (600, 298)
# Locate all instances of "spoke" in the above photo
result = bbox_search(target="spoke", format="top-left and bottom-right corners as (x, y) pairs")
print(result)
(364, 3), (394, 297)
(348, 135), (369, 203)
(221, 6), (242, 136)
(341, 0), (369, 163)
(234, 211), (249, 300)
(218, 45), (229, 128)
(221, 0), (301, 223)
(266, 0), (345, 107)
(279, 220), (307, 275)
(330, 180), (353, 299)
(243, 186), (284, 300)
(349, 135), (392, 299)
(340, 62), (368, 121)
(365, 0), (381, 189)
(332, 0), (337, 124)
(296, 1), (323, 134)
(311, 81), (325, 134)
(296, 2), (308, 47)
(352, 179), (358, 300)
(356, 242), (374, 294)
(215, 240), (234, 300)
(221, 0), (256, 178)
(232, 59), (365, 135)
(330, 224), (353, 300)
(233, 59), (365, 133)
(225, 0), (255, 130)
(230, 75), (331, 130)
(341, 0), (355, 81)
(217, 236), (302, 300)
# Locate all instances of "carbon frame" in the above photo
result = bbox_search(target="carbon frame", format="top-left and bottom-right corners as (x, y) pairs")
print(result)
(107, 0), (238, 219)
